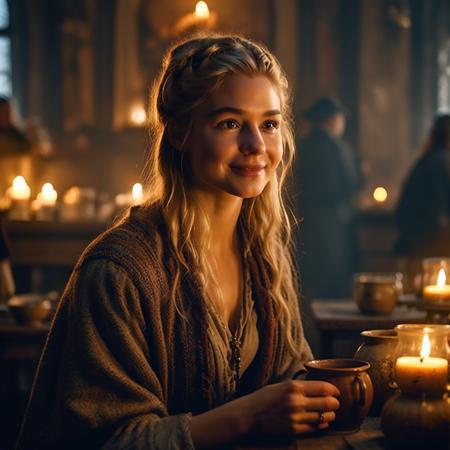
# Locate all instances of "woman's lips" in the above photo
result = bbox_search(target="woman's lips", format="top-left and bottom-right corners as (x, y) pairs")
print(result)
(230, 165), (266, 177)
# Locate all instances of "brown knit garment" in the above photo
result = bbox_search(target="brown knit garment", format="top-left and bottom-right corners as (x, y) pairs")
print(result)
(16, 206), (311, 450)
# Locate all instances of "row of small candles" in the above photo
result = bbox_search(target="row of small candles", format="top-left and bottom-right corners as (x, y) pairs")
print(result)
(3, 176), (145, 221)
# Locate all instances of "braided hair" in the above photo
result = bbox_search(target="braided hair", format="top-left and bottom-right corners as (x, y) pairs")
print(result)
(143, 34), (301, 358)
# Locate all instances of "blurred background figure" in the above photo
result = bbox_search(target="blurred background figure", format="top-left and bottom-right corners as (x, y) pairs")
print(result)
(0, 219), (15, 304)
(0, 97), (33, 196)
(296, 97), (363, 299)
(0, 97), (30, 153)
(394, 114), (450, 260)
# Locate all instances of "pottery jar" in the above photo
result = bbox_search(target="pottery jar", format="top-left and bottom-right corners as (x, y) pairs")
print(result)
(353, 329), (398, 415)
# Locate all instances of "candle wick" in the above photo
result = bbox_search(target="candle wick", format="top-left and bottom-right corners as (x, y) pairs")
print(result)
(420, 356), (424, 363)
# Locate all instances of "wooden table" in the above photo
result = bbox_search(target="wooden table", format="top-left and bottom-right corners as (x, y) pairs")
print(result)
(310, 299), (427, 357)
(234, 417), (386, 449)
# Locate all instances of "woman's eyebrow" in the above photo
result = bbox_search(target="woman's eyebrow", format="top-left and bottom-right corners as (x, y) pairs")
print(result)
(208, 107), (282, 118)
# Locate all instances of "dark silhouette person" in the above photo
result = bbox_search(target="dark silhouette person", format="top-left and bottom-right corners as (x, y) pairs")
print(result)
(0, 97), (30, 152)
(0, 220), (15, 303)
(297, 97), (363, 299)
(395, 114), (450, 258)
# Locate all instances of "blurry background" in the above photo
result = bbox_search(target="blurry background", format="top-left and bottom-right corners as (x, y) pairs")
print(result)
(1, 0), (449, 207)
(0, 0), (449, 311)
(0, 2), (450, 447)
(1, 0), (450, 295)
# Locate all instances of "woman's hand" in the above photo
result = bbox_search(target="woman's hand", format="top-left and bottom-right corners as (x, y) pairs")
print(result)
(189, 380), (339, 448)
(243, 379), (340, 435)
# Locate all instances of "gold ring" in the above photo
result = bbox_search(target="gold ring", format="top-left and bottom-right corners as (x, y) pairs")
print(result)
(318, 412), (325, 424)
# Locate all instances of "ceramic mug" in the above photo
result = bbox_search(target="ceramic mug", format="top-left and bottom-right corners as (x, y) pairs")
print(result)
(353, 272), (402, 315)
(305, 359), (373, 434)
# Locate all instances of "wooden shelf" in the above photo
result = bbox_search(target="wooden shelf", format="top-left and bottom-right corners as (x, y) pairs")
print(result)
(5, 220), (108, 266)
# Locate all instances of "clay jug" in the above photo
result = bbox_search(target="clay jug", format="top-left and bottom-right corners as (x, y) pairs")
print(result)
(353, 329), (398, 415)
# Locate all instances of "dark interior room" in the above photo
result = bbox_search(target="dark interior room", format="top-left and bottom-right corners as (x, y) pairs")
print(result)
(1, 0), (450, 449)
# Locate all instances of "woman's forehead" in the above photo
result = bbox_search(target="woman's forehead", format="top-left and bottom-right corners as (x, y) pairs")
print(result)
(199, 73), (282, 115)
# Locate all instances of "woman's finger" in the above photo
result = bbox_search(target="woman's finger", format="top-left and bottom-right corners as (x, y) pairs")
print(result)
(293, 410), (336, 425)
(300, 395), (340, 412)
(298, 380), (340, 397)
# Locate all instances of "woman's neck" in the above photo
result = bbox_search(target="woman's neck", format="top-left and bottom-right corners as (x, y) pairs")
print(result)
(190, 189), (242, 254)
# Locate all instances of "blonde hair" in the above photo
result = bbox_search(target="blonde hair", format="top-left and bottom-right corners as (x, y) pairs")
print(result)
(144, 34), (300, 356)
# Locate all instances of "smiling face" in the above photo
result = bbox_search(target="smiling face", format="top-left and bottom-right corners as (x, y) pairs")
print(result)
(183, 73), (284, 201)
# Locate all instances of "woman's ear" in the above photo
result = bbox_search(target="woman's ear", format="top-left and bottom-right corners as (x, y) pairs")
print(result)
(167, 124), (186, 151)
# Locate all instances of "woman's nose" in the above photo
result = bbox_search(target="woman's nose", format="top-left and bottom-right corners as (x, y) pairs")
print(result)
(238, 125), (266, 154)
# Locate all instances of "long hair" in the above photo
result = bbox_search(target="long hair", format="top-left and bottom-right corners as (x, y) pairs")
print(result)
(143, 34), (299, 356)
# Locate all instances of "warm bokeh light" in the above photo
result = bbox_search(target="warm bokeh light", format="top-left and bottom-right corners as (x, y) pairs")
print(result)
(373, 186), (388, 203)
(63, 187), (81, 205)
(195, 1), (210, 18)
(9, 176), (31, 199)
(129, 104), (147, 126)
(132, 183), (143, 204)
(38, 182), (57, 206)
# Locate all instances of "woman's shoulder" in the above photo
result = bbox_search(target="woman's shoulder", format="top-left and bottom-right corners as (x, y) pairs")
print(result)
(75, 205), (169, 284)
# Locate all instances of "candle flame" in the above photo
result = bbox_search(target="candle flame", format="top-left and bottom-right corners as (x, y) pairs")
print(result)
(420, 334), (431, 360)
(132, 183), (143, 204)
(13, 176), (28, 190)
(39, 182), (58, 205)
(42, 183), (57, 197)
(373, 186), (388, 203)
(8, 176), (31, 199)
(195, 1), (210, 18)
(437, 268), (447, 288)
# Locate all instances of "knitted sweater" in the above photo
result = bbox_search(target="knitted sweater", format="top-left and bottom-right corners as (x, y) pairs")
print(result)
(16, 206), (312, 450)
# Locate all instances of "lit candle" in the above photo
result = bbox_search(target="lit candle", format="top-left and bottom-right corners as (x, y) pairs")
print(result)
(423, 268), (450, 302)
(395, 333), (448, 395)
(6, 176), (31, 220)
(195, 1), (210, 19)
(7, 176), (31, 200)
(34, 183), (58, 220)
(37, 183), (58, 207)
(171, 1), (217, 35)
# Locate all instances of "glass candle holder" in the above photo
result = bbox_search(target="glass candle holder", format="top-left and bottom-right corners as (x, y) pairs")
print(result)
(421, 257), (450, 304)
(394, 324), (449, 396)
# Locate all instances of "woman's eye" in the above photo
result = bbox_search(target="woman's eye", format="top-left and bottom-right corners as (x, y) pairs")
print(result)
(217, 119), (240, 130)
(263, 120), (280, 131)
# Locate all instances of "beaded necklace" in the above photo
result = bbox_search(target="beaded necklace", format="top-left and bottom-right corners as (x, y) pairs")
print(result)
(204, 264), (249, 390)
(229, 334), (242, 388)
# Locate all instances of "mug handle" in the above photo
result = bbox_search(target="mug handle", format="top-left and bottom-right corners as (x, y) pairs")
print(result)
(353, 374), (366, 406)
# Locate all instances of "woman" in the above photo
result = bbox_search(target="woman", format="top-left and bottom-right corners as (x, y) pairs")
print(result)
(395, 114), (450, 257)
(17, 35), (339, 450)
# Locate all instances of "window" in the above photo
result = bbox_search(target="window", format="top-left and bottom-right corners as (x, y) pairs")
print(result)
(438, 38), (450, 113)
(0, 0), (11, 98)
